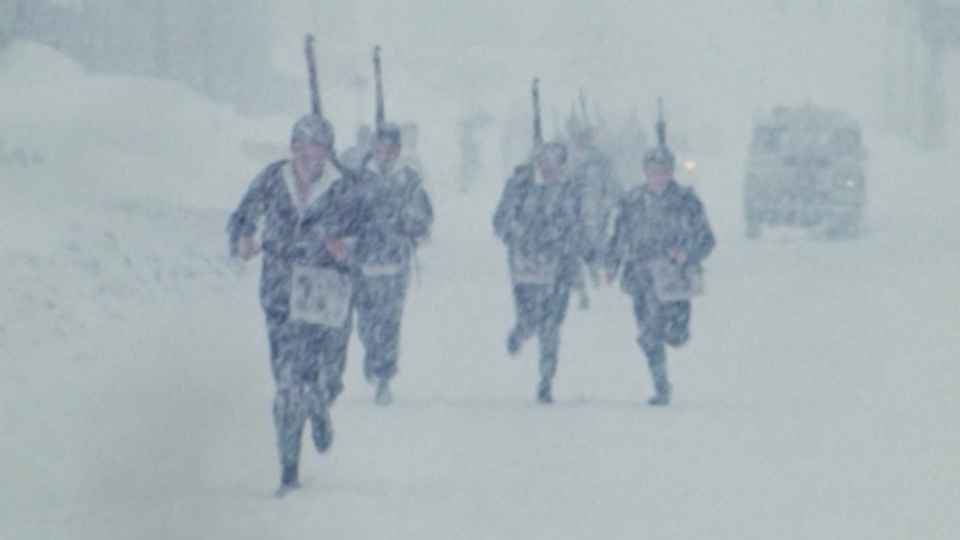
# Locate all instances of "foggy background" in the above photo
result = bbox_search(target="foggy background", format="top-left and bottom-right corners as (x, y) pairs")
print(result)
(4, 0), (959, 176)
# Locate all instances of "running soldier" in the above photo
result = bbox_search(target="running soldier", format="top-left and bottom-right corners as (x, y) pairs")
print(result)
(340, 124), (373, 171)
(568, 117), (623, 291)
(604, 144), (715, 406)
(352, 123), (434, 405)
(494, 142), (590, 404)
(228, 115), (362, 495)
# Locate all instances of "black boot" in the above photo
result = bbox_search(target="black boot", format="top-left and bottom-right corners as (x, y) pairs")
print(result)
(536, 380), (553, 404)
(507, 327), (522, 356)
(311, 405), (333, 453)
(647, 382), (672, 406)
(275, 463), (300, 497)
(374, 379), (393, 406)
(641, 342), (672, 407)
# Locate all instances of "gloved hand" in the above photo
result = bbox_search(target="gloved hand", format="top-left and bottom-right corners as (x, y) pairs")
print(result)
(236, 236), (262, 261)
(323, 238), (347, 262)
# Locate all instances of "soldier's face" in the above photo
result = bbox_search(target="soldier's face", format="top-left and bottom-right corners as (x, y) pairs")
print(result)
(291, 140), (331, 177)
(372, 140), (401, 171)
(644, 162), (672, 192)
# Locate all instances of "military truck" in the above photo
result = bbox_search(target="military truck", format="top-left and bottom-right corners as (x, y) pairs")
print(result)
(744, 105), (867, 238)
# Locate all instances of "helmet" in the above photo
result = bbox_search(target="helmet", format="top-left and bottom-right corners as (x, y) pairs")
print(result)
(643, 145), (675, 168)
(291, 114), (335, 147)
(376, 122), (402, 146)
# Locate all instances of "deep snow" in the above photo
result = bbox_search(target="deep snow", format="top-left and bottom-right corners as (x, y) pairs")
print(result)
(2, 8), (959, 537)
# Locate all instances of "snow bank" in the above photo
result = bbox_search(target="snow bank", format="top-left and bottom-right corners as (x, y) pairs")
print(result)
(0, 42), (268, 356)
(0, 40), (291, 209)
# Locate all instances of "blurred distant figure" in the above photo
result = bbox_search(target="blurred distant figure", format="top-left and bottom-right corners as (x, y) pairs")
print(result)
(567, 117), (623, 307)
(340, 124), (373, 171)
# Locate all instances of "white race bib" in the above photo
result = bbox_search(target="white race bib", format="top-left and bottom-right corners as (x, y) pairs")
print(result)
(289, 265), (352, 327)
(647, 258), (704, 301)
(511, 249), (559, 285)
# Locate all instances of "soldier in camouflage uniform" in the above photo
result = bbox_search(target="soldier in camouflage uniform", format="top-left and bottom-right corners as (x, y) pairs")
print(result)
(352, 123), (434, 406)
(568, 119), (623, 307)
(605, 145), (715, 406)
(227, 115), (362, 495)
(494, 142), (590, 404)
(340, 124), (373, 171)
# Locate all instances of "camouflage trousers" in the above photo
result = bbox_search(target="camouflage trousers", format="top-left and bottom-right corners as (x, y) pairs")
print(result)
(354, 270), (410, 384)
(511, 281), (572, 385)
(631, 289), (691, 394)
(267, 320), (346, 468)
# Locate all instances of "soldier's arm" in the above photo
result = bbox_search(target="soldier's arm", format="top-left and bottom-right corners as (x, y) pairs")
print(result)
(397, 169), (434, 241)
(682, 190), (716, 265)
(493, 166), (529, 245)
(227, 161), (282, 257)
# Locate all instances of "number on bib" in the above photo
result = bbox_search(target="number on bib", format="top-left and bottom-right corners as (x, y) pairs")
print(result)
(511, 249), (559, 285)
(647, 258), (704, 302)
(289, 266), (352, 327)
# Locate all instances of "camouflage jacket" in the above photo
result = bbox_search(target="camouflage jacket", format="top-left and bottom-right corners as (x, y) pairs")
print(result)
(493, 164), (589, 286)
(571, 145), (623, 213)
(352, 165), (434, 277)
(227, 160), (363, 323)
(606, 180), (715, 296)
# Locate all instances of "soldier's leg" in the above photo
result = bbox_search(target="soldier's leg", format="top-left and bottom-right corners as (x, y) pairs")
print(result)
(536, 282), (572, 403)
(306, 326), (339, 453)
(640, 340), (671, 406)
(363, 271), (409, 385)
(632, 291), (672, 405)
(508, 283), (540, 354)
(268, 322), (311, 489)
(323, 310), (352, 405)
(662, 300), (691, 348)
(354, 274), (380, 384)
(572, 263), (589, 309)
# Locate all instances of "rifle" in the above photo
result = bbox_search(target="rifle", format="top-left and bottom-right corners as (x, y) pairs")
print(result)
(371, 45), (422, 287)
(656, 97), (667, 147)
(373, 45), (386, 132)
(304, 34), (322, 117)
(579, 89), (590, 127)
(532, 77), (543, 148)
(303, 34), (360, 181)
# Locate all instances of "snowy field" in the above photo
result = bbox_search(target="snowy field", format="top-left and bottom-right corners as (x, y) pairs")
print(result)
(2, 26), (960, 540)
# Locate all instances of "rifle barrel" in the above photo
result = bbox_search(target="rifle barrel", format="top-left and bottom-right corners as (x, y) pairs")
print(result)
(374, 46), (385, 131)
(532, 77), (542, 146)
(304, 34), (322, 116)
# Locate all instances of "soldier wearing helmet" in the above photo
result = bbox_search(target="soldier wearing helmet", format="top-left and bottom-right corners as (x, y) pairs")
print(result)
(604, 141), (716, 406)
(350, 122), (434, 406)
(493, 140), (591, 404)
(227, 114), (363, 495)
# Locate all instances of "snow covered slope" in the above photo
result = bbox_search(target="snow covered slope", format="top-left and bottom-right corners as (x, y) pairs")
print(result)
(2, 36), (959, 540)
